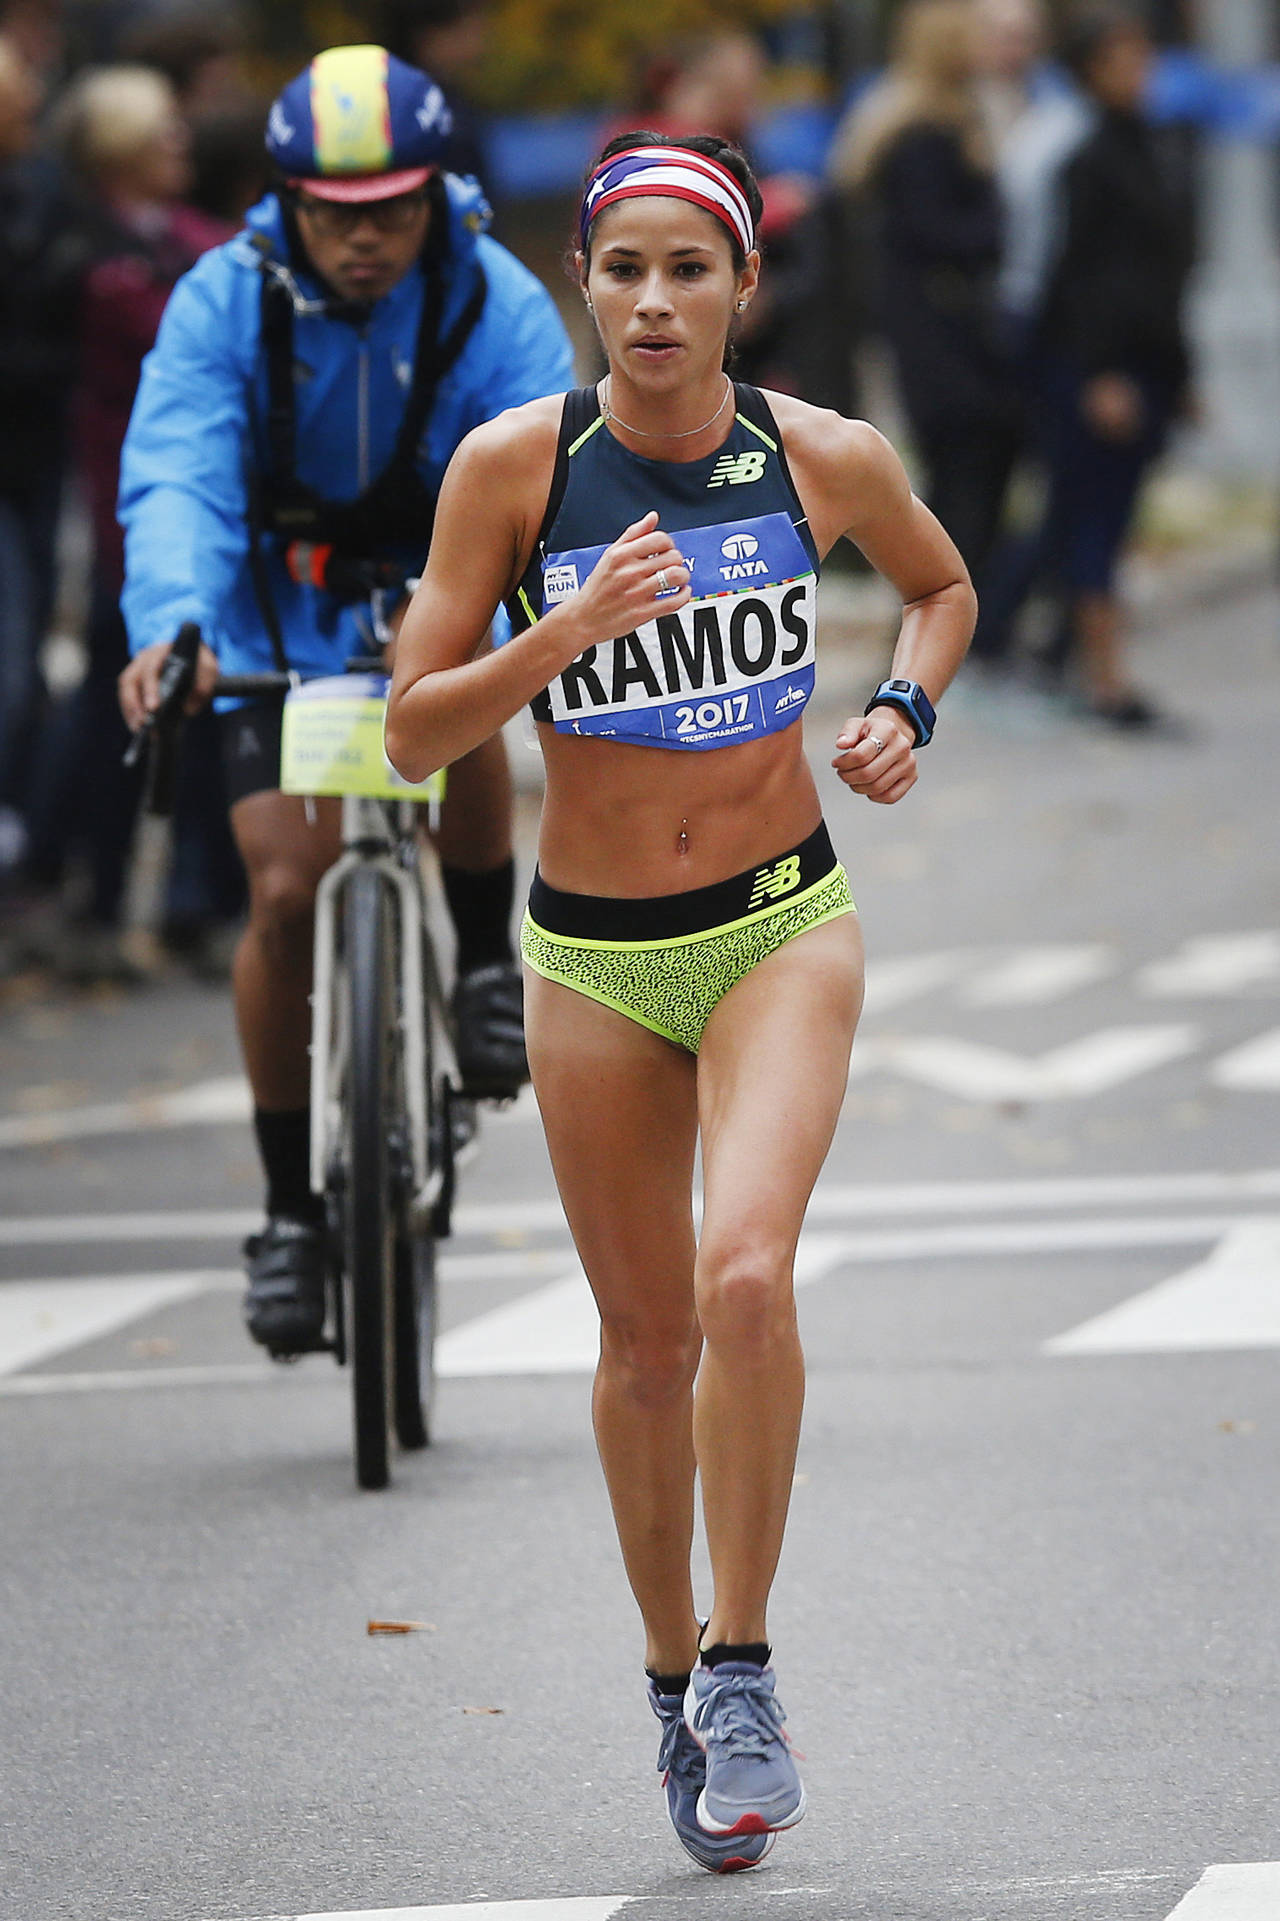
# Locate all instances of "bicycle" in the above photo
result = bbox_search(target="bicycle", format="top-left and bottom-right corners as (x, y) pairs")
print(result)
(129, 622), (467, 1490)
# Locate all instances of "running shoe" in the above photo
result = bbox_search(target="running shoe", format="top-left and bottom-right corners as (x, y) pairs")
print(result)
(451, 960), (528, 1098)
(648, 1681), (774, 1874)
(683, 1661), (806, 1835)
(242, 1214), (326, 1355)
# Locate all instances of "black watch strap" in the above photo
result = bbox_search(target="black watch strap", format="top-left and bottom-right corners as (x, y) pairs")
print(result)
(865, 677), (936, 747)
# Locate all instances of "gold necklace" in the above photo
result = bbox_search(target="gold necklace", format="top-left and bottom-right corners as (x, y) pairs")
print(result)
(599, 373), (732, 440)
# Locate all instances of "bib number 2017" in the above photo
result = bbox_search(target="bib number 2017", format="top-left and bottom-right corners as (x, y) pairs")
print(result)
(675, 694), (750, 736)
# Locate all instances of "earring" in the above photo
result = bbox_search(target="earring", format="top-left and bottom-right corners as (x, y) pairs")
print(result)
(585, 298), (594, 311)
(736, 300), (747, 312)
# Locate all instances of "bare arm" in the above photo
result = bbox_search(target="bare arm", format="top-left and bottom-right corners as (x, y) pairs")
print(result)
(386, 411), (693, 781)
(770, 400), (976, 805)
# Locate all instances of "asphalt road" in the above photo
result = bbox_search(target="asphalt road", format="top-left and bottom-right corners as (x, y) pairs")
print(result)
(1, 579), (1278, 1921)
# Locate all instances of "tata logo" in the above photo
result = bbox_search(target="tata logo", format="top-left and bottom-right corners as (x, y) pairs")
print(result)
(721, 532), (759, 561)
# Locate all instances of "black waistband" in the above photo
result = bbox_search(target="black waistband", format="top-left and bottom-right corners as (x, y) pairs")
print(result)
(527, 822), (838, 942)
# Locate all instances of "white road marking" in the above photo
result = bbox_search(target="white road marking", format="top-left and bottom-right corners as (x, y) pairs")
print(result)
(1163, 1863), (1280, 1918)
(1045, 1221), (1280, 1355)
(280, 1902), (634, 1921)
(0, 1362), (297, 1398)
(0, 1075), (249, 1148)
(807, 1169), (1280, 1219)
(851, 1026), (1197, 1100)
(959, 943), (1114, 1006)
(1138, 931), (1280, 997)
(862, 951), (970, 1012)
(423, 1233), (865, 1379)
(0, 1206), (1268, 1390)
(6, 1170), (1280, 1248)
(1211, 1028), (1280, 1090)
(0, 1273), (219, 1376)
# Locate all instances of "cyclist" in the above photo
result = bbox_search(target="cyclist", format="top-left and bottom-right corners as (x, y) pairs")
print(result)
(116, 46), (573, 1354)
(385, 136), (974, 1869)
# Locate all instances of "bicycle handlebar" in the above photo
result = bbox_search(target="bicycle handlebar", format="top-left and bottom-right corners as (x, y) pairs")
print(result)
(123, 632), (396, 817)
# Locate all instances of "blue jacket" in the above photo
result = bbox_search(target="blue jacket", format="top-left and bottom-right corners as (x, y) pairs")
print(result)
(119, 178), (574, 676)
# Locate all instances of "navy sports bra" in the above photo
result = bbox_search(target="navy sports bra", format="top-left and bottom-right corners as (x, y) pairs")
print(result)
(506, 383), (820, 752)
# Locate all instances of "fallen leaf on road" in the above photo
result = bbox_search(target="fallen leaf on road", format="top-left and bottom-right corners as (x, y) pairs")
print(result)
(367, 1619), (436, 1634)
(462, 1705), (504, 1715)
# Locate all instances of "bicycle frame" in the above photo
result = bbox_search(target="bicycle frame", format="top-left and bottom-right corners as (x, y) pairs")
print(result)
(310, 792), (459, 1229)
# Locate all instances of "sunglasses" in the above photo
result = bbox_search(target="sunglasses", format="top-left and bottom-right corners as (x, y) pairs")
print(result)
(294, 189), (429, 238)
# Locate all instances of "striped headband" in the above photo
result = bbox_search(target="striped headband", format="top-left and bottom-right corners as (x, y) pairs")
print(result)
(580, 146), (755, 258)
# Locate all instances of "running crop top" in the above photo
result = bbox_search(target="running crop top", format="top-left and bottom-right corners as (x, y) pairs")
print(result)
(506, 383), (820, 752)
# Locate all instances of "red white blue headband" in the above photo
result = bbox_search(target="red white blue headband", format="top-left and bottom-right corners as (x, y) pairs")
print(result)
(580, 146), (755, 259)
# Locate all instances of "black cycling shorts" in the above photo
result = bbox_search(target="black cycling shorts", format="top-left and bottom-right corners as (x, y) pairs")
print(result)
(219, 702), (284, 806)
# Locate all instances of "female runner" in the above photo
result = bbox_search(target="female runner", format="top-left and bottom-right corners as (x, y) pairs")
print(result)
(386, 133), (975, 1873)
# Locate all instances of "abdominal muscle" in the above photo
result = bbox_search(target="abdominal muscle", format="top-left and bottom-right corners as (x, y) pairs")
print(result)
(535, 718), (822, 898)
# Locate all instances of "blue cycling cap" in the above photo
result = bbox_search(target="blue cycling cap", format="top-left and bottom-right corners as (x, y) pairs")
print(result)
(266, 44), (453, 201)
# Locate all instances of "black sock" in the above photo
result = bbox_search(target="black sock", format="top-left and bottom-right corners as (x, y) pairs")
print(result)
(441, 859), (515, 972)
(700, 1641), (771, 1671)
(253, 1106), (322, 1223)
(646, 1666), (693, 1699)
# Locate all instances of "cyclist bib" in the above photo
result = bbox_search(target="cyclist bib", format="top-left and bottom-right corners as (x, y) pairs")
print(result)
(507, 384), (820, 753)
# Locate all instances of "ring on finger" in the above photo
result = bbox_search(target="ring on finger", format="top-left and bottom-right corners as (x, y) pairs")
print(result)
(655, 569), (672, 595)
(869, 734), (885, 753)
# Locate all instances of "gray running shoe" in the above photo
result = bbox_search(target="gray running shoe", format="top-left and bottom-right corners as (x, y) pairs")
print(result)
(649, 1681), (775, 1874)
(683, 1662), (806, 1836)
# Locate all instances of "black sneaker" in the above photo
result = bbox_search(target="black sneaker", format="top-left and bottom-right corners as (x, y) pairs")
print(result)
(451, 960), (528, 1098)
(243, 1215), (326, 1355)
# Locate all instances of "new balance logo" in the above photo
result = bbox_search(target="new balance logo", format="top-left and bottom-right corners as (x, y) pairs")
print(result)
(706, 450), (767, 488)
(747, 854), (802, 909)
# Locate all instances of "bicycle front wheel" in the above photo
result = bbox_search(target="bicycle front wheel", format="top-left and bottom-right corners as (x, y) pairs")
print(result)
(393, 1227), (436, 1450)
(344, 866), (397, 1490)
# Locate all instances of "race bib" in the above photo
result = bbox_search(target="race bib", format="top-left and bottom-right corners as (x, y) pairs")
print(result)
(279, 673), (444, 801)
(541, 511), (816, 751)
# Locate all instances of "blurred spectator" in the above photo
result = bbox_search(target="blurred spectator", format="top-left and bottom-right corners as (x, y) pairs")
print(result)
(977, 0), (1092, 341)
(612, 28), (766, 146)
(21, 65), (243, 979)
(603, 29), (833, 401)
(119, 10), (268, 222)
(964, 0), (1092, 662)
(378, 0), (493, 195)
(829, 0), (1022, 595)
(0, 32), (87, 889)
(1033, 4), (1195, 725)
(0, 0), (66, 90)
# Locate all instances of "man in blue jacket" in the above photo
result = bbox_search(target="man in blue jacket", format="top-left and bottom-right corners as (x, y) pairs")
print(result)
(117, 46), (573, 1352)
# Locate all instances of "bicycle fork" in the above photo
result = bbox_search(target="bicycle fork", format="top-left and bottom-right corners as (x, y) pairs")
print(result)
(310, 798), (458, 1228)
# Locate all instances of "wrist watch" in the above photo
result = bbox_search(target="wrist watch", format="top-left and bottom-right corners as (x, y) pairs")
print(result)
(864, 677), (936, 747)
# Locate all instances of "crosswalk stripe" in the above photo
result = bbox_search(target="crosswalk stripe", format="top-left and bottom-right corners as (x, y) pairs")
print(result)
(1138, 932), (1280, 997)
(958, 943), (1113, 1006)
(849, 1026), (1197, 1100)
(5, 1171), (1280, 1248)
(0, 1273), (217, 1377)
(1163, 1863), (1280, 1917)
(282, 1902), (633, 1921)
(434, 1233), (858, 1378)
(1211, 1028), (1280, 1090)
(1044, 1221), (1280, 1355)
(0, 1076), (249, 1148)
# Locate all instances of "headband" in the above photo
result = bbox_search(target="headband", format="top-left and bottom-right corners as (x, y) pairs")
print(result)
(580, 146), (755, 259)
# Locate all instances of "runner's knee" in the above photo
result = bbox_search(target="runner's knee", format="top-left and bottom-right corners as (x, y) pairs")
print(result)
(598, 1311), (701, 1407)
(695, 1244), (796, 1358)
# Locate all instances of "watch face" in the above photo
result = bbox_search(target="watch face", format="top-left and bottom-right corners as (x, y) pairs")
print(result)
(889, 678), (911, 693)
